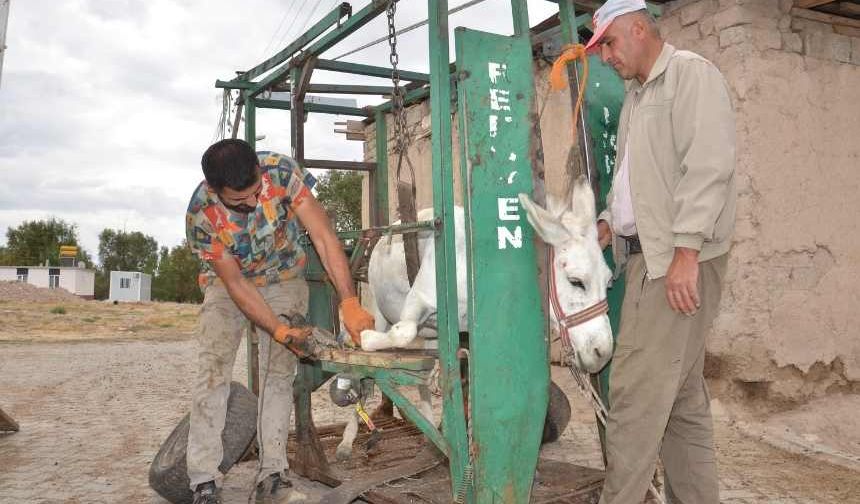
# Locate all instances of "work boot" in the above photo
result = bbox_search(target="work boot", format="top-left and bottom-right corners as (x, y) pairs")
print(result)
(255, 472), (296, 504)
(192, 481), (221, 504)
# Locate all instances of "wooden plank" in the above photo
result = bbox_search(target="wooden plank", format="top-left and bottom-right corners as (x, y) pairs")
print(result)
(0, 407), (19, 432)
(791, 6), (860, 28)
(834, 23), (860, 36)
(317, 348), (436, 371)
(794, 0), (837, 9)
(829, 1), (860, 17)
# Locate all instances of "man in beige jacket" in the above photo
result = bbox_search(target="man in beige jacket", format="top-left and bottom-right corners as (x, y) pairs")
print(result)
(585, 1), (737, 502)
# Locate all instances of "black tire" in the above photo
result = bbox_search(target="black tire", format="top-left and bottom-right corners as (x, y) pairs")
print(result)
(542, 380), (572, 444)
(149, 382), (258, 504)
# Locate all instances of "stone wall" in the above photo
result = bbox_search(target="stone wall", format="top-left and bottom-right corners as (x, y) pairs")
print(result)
(658, 0), (860, 406)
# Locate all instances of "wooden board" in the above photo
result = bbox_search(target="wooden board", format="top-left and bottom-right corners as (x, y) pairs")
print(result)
(318, 348), (437, 371)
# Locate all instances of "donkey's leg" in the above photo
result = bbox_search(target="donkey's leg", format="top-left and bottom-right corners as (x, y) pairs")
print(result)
(360, 289), (430, 351)
(336, 409), (360, 461)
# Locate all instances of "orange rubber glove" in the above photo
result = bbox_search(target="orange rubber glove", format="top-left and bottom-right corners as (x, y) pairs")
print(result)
(272, 324), (314, 359)
(340, 296), (375, 346)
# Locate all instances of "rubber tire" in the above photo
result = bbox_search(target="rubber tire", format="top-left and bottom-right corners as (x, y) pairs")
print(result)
(542, 380), (572, 444)
(149, 381), (258, 504)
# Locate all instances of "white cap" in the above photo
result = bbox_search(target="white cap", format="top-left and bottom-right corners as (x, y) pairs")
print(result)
(584, 0), (648, 51)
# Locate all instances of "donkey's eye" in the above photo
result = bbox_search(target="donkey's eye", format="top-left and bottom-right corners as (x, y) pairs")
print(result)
(569, 278), (585, 289)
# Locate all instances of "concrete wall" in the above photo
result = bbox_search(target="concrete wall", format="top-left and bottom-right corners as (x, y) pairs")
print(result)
(73, 269), (95, 299)
(28, 268), (49, 287)
(656, 0), (860, 406)
(361, 1), (860, 407)
(0, 266), (95, 298)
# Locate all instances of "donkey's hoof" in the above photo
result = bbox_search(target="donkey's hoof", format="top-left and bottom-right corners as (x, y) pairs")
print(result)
(335, 445), (352, 462)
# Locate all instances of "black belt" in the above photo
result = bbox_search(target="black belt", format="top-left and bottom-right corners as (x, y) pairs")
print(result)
(621, 235), (642, 255)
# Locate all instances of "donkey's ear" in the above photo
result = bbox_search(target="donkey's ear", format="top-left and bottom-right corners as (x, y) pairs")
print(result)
(519, 193), (571, 247)
(569, 175), (597, 228)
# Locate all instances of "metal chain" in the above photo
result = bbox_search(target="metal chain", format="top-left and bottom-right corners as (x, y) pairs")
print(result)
(387, 0), (409, 154)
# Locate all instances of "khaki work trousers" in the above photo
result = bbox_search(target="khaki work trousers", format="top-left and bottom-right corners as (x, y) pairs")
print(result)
(599, 253), (727, 504)
(186, 279), (309, 489)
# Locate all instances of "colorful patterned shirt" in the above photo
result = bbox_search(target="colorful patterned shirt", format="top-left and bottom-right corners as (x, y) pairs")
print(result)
(186, 151), (317, 287)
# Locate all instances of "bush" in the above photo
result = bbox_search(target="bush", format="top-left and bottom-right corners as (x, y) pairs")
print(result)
(50, 306), (67, 315)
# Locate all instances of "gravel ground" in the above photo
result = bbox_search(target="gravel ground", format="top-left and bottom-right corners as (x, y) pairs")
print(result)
(1, 336), (858, 503)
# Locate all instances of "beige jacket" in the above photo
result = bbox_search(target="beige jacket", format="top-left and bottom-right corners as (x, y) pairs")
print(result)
(600, 43), (736, 279)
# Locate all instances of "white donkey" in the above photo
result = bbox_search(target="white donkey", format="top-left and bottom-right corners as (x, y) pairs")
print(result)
(336, 177), (614, 459)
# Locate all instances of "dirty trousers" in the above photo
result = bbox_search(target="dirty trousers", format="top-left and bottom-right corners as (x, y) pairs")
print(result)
(599, 253), (727, 504)
(186, 279), (309, 489)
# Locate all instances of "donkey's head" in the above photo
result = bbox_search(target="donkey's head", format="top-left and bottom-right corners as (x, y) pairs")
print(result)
(519, 177), (613, 373)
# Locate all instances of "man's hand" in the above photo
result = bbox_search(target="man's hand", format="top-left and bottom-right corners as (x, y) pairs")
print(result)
(340, 296), (375, 346)
(273, 324), (315, 358)
(665, 247), (700, 315)
(597, 220), (612, 250)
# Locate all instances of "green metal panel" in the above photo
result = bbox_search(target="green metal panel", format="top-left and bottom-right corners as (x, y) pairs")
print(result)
(586, 54), (625, 412)
(455, 28), (547, 503)
(427, 0), (471, 499)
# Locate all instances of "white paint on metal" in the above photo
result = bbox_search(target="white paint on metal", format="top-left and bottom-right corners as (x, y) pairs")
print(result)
(497, 197), (520, 221)
(497, 225), (522, 249)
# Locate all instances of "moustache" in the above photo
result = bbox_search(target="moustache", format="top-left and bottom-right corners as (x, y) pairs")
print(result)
(222, 202), (256, 214)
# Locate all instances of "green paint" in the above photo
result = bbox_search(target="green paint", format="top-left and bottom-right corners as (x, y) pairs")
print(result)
(586, 53), (625, 428)
(456, 27), (547, 503)
(427, 0), (471, 498)
(316, 59), (430, 83)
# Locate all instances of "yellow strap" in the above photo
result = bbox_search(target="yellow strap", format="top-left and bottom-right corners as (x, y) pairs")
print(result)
(355, 402), (376, 431)
(549, 44), (589, 139)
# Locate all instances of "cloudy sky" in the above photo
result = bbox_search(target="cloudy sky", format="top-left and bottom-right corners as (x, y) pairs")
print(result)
(0, 0), (557, 263)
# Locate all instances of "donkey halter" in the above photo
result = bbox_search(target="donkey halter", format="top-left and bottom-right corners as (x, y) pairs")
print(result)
(546, 247), (609, 343)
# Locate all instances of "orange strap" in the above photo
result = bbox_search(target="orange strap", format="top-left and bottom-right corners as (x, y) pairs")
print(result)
(549, 44), (589, 138)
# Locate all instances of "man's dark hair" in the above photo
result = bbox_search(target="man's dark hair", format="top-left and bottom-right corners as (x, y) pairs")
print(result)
(201, 139), (259, 191)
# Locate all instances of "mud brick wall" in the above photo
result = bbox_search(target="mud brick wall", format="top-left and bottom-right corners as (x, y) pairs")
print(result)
(658, 0), (860, 406)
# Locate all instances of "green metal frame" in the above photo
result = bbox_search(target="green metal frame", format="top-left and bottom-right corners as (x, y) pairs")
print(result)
(455, 24), (547, 501)
(214, 1), (630, 501)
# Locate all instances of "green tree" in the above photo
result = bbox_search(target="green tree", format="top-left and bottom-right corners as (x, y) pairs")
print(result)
(94, 270), (109, 300)
(152, 242), (202, 303)
(314, 170), (363, 233)
(2, 218), (89, 266)
(98, 229), (159, 275)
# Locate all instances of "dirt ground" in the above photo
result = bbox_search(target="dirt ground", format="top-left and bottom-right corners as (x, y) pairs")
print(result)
(1, 299), (859, 503)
